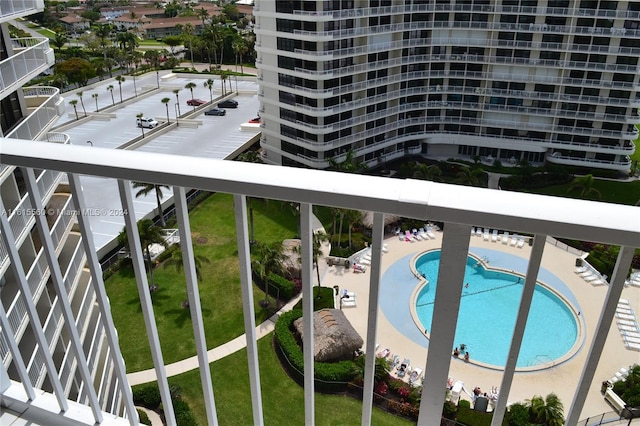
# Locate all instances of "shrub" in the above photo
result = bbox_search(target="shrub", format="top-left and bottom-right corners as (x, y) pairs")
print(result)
(136, 409), (151, 425)
(506, 402), (531, 426)
(374, 381), (388, 396)
(173, 399), (197, 426)
(442, 400), (457, 419)
(388, 400), (419, 420)
(267, 272), (295, 300)
(458, 399), (471, 410)
(397, 386), (410, 398)
(132, 384), (161, 409)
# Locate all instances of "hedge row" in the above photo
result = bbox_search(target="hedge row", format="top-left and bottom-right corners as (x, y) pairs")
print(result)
(275, 309), (357, 382)
(267, 272), (295, 300)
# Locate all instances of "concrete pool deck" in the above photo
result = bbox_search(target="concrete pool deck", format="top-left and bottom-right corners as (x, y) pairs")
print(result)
(322, 228), (639, 419)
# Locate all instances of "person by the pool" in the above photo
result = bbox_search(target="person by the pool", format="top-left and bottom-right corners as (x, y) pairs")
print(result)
(453, 347), (460, 357)
(464, 352), (470, 362)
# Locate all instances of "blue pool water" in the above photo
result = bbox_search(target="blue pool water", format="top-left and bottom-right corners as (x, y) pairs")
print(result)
(415, 250), (578, 368)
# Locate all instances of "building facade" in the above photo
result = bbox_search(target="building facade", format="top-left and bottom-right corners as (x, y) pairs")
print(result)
(0, 1), (135, 423)
(254, 0), (640, 172)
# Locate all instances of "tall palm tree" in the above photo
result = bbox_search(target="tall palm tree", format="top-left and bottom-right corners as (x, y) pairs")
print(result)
(161, 97), (171, 123)
(185, 82), (197, 109)
(164, 245), (210, 281)
(118, 219), (167, 291)
(76, 91), (87, 116)
(196, 7), (209, 26)
(251, 241), (286, 305)
(528, 393), (564, 426)
(183, 23), (195, 68)
(203, 78), (214, 102)
(566, 174), (601, 199)
(106, 84), (115, 105)
(220, 72), (228, 96)
(412, 162), (443, 182)
(343, 209), (362, 250)
(91, 93), (99, 111)
(115, 75), (125, 103)
(132, 182), (170, 227)
(173, 89), (181, 115)
(95, 24), (113, 75)
(69, 100), (79, 120)
(136, 113), (145, 137)
(328, 149), (367, 173)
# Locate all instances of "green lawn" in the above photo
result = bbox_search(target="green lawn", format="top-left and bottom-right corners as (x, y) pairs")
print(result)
(157, 336), (413, 425)
(138, 39), (169, 47)
(105, 194), (298, 372)
(525, 178), (640, 205)
(632, 126), (640, 163)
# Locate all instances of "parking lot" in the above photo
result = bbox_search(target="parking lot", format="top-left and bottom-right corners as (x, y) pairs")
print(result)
(53, 70), (261, 254)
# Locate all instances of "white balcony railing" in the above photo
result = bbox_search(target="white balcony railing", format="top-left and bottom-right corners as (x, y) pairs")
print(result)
(4, 87), (63, 142)
(0, 0), (45, 22)
(0, 38), (53, 96)
(1, 139), (639, 426)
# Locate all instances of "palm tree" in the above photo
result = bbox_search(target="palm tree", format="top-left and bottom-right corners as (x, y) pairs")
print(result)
(107, 84), (115, 105)
(328, 150), (367, 173)
(343, 209), (361, 250)
(91, 93), (99, 111)
(567, 174), (601, 199)
(173, 89), (181, 115)
(251, 241), (286, 305)
(455, 166), (484, 187)
(236, 150), (264, 244)
(132, 182), (170, 227)
(196, 7), (209, 26)
(220, 72), (228, 96)
(164, 245), (210, 281)
(69, 100), (79, 120)
(312, 231), (328, 286)
(115, 75), (125, 103)
(76, 91), (87, 116)
(118, 219), (167, 291)
(412, 162), (443, 182)
(136, 113), (145, 137)
(183, 23), (195, 68)
(185, 82), (197, 109)
(95, 24), (113, 75)
(203, 78), (214, 102)
(528, 393), (564, 426)
(161, 97), (171, 123)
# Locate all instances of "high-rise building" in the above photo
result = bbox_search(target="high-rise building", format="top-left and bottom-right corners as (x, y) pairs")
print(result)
(254, 0), (639, 172)
(0, 2), (135, 423)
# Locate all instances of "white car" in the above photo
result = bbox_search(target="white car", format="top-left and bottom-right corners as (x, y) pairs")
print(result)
(136, 117), (158, 128)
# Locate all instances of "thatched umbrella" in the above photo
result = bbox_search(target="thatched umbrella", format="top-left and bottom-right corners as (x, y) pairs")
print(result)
(361, 211), (400, 229)
(293, 309), (363, 362)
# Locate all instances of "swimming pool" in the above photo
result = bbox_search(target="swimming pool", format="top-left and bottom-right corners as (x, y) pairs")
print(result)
(414, 250), (579, 368)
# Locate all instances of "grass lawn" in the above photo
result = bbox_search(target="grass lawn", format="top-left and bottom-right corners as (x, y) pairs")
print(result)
(155, 335), (413, 425)
(35, 27), (56, 39)
(138, 39), (168, 47)
(106, 193), (299, 372)
(525, 178), (640, 205)
(632, 127), (640, 163)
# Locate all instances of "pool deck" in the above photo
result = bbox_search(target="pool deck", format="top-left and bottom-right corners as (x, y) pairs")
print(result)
(321, 229), (640, 419)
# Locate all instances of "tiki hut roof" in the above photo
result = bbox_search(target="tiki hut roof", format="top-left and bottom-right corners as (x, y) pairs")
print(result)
(293, 308), (363, 362)
(361, 211), (400, 228)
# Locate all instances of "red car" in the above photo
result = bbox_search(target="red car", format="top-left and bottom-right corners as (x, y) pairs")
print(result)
(248, 117), (261, 123)
(187, 98), (206, 106)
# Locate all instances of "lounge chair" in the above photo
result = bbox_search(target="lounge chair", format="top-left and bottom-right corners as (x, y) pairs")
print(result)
(377, 347), (390, 358)
(471, 226), (476, 236)
(426, 227), (436, 239)
(502, 232), (509, 244)
(582, 273), (598, 282)
(483, 228), (490, 241)
(517, 237), (525, 248)
(397, 359), (410, 378)
(623, 335), (640, 344)
(382, 243), (389, 253)
(419, 228), (429, 239)
(591, 279), (605, 286)
(341, 291), (357, 307)
(616, 307), (634, 314)
(510, 234), (518, 246)
(620, 299), (630, 305)
(412, 228), (423, 241)
(617, 319), (637, 327)
(409, 367), (423, 386)
(389, 355), (400, 369)
(491, 229), (498, 242)
(404, 230), (413, 242)
(625, 342), (640, 351)
(476, 227), (482, 237)
(618, 324), (638, 332)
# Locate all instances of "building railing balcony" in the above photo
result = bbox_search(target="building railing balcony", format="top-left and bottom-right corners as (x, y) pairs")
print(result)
(26, 346), (47, 388)
(50, 197), (76, 250)
(1, 139), (639, 425)
(0, 0), (45, 22)
(63, 240), (86, 294)
(546, 152), (632, 171)
(4, 87), (64, 143)
(0, 38), (54, 97)
(42, 298), (63, 351)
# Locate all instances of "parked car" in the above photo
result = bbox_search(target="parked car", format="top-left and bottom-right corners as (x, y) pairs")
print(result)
(136, 117), (158, 128)
(204, 108), (226, 116)
(218, 99), (238, 108)
(187, 98), (206, 106)
(248, 117), (261, 123)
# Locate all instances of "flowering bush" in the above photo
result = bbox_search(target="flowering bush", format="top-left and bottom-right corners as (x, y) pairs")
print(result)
(397, 386), (411, 398)
(374, 381), (388, 396)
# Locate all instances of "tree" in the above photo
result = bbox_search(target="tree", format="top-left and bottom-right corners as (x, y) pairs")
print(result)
(161, 97), (171, 123)
(163, 35), (182, 57)
(107, 84), (115, 105)
(80, 10), (100, 24)
(328, 150), (367, 173)
(95, 24), (113, 75)
(527, 393), (564, 426)
(115, 31), (138, 52)
(196, 7), (209, 26)
(164, 0), (181, 17)
(56, 57), (95, 87)
(220, 71), (228, 95)
(232, 37), (248, 74)
(455, 166), (484, 187)
(173, 89), (181, 115)
(203, 78), (214, 102)
(118, 219), (167, 291)
(343, 209), (361, 249)
(412, 162), (443, 182)
(136, 113), (145, 137)
(566, 174), (601, 199)
(92, 93), (99, 111)
(132, 182), (170, 227)
(144, 49), (160, 69)
(164, 244), (210, 281)
(115, 75), (125, 102)
(251, 241), (286, 305)
(312, 231), (328, 286)
(183, 23), (195, 68)
(76, 91), (87, 116)
(51, 32), (68, 51)
(69, 99), (79, 120)
(185, 82), (197, 109)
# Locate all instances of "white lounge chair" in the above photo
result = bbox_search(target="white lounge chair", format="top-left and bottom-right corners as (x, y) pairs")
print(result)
(582, 274), (598, 282)
(476, 227), (482, 237)
(617, 307), (634, 314)
(620, 299), (630, 305)
(412, 228), (422, 241)
(491, 230), (498, 242)
(502, 232), (509, 244)
(625, 342), (640, 351)
(483, 228), (490, 241)
(426, 227), (436, 239)
(382, 244), (389, 253)
(591, 279), (605, 286)
(471, 226), (476, 236)
(624, 335), (640, 344)
(341, 291), (357, 307)
(618, 324), (638, 332)
(517, 237), (525, 248)
(419, 228), (428, 239)
(617, 319), (637, 327)
(510, 234), (518, 246)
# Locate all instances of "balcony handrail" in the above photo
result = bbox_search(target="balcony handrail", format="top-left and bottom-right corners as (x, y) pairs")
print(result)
(2, 139), (638, 247)
(0, 37), (51, 93)
(0, 0), (44, 20)
(5, 86), (62, 141)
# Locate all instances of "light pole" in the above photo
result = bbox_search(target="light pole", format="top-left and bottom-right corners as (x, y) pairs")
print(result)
(174, 103), (180, 126)
(86, 140), (93, 146)
(156, 70), (159, 89)
(133, 71), (138, 97)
